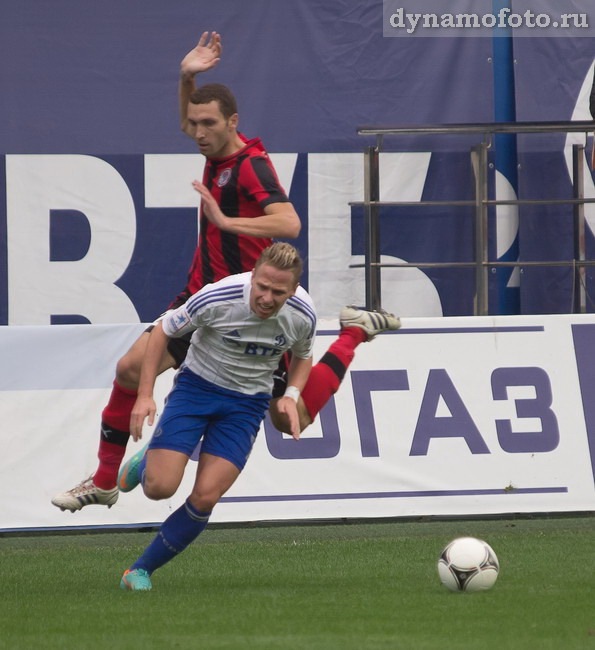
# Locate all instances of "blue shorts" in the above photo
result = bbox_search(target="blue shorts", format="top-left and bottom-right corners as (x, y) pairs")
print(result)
(148, 367), (271, 471)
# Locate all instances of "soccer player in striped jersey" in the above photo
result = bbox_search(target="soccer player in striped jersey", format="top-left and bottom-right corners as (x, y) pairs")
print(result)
(51, 32), (299, 513)
(120, 243), (314, 590)
(51, 32), (400, 514)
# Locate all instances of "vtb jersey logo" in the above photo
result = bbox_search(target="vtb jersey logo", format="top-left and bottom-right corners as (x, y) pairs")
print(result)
(244, 342), (282, 357)
(223, 329), (286, 356)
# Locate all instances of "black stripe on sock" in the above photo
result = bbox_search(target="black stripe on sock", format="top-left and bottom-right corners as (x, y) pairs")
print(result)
(318, 351), (347, 383)
(101, 422), (130, 447)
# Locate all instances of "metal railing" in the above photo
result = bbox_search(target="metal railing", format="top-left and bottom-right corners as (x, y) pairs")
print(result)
(352, 121), (595, 315)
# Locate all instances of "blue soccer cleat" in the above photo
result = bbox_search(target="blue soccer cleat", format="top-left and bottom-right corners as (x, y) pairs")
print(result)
(120, 568), (152, 591)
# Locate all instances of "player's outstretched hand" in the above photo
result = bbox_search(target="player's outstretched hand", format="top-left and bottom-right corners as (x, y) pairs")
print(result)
(275, 397), (301, 441)
(181, 31), (222, 78)
(130, 396), (157, 442)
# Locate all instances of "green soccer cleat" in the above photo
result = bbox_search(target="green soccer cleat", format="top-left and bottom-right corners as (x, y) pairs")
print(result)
(117, 443), (149, 493)
(120, 568), (152, 591)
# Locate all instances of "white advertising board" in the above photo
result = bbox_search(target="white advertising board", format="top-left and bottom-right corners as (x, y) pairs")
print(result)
(1, 314), (594, 531)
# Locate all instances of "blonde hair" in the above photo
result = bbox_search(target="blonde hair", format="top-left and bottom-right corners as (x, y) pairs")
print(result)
(255, 242), (303, 283)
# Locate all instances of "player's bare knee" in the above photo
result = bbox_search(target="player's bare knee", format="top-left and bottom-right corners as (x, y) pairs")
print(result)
(142, 476), (176, 501)
(268, 404), (290, 434)
(189, 488), (220, 512)
(269, 399), (312, 434)
(115, 353), (141, 387)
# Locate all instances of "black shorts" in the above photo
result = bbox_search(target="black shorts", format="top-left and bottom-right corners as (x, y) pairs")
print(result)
(271, 352), (291, 399)
(144, 323), (192, 369)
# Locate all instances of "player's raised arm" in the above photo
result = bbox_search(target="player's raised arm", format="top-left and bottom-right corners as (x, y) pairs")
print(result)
(180, 31), (222, 136)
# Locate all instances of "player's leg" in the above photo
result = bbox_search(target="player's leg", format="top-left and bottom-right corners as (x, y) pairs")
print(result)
(120, 453), (240, 591)
(268, 395), (314, 432)
(118, 447), (190, 500)
(267, 327), (361, 434)
(94, 331), (175, 489)
(268, 306), (401, 434)
(118, 363), (213, 495)
(120, 380), (267, 590)
(141, 448), (190, 500)
(51, 329), (182, 512)
(188, 452), (241, 510)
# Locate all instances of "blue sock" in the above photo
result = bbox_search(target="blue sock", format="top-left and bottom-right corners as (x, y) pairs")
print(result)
(131, 499), (211, 574)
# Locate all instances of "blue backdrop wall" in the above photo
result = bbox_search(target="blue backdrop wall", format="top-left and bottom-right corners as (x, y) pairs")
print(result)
(1, 1), (594, 324)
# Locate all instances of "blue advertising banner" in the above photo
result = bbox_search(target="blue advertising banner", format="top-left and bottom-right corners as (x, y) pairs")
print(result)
(0, 1), (594, 324)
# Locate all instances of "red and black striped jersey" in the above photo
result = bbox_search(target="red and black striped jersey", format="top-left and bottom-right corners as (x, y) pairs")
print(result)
(169, 134), (290, 309)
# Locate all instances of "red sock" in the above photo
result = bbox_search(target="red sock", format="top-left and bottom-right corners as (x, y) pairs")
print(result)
(94, 441), (128, 489)
(301, 327), (366, 421)
(93, 381), (138, 489)
(101, 380), (138, 431)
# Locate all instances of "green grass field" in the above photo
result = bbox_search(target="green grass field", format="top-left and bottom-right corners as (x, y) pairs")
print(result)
(0, 516), (593, 649)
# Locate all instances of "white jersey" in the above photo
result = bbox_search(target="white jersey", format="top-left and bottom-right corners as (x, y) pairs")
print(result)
(162, 272), (316, 395)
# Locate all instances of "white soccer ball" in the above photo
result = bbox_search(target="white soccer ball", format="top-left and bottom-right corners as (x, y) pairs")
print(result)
(437, 536), (499, 593)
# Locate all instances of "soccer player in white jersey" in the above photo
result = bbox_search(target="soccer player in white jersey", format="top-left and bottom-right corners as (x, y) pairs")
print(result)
(120, 242), (315, 591)
(50, 31), (401, 514)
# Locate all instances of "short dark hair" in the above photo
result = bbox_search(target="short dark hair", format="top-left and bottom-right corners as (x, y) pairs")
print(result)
(190, 83), (238, 120)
